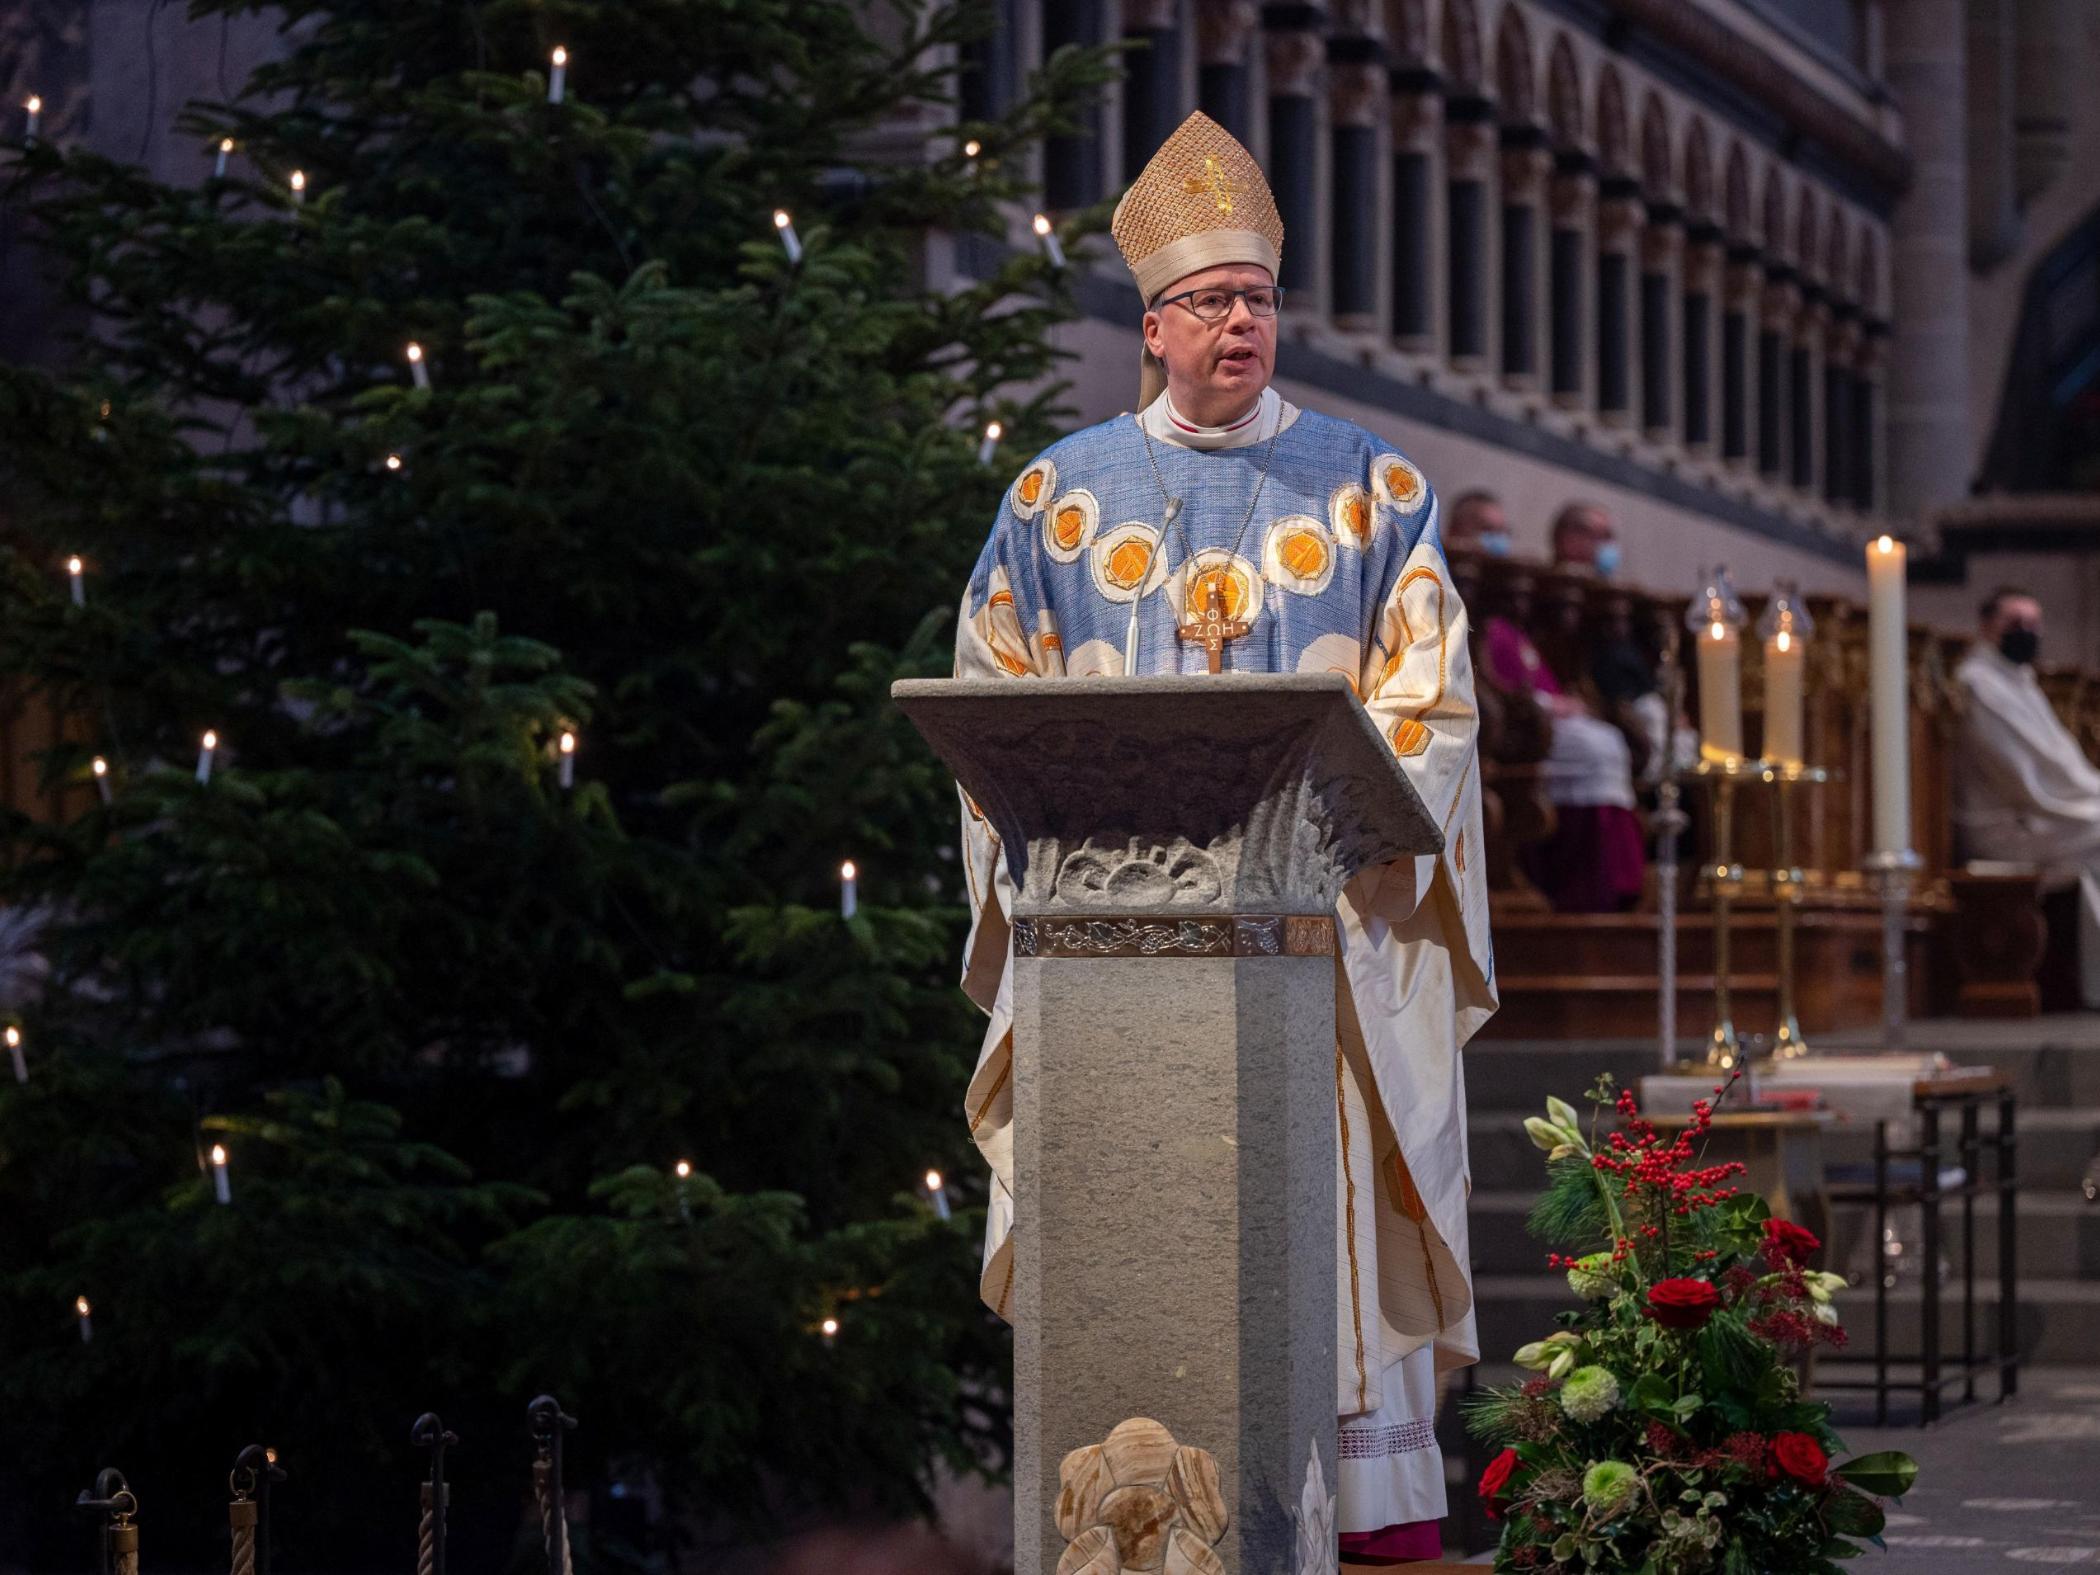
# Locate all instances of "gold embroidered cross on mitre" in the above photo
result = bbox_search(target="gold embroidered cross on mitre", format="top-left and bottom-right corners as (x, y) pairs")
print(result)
(1178, 569), (1251, 674)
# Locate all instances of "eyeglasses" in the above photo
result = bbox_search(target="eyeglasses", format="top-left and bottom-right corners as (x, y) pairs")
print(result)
(1154, 284), (1285, 322)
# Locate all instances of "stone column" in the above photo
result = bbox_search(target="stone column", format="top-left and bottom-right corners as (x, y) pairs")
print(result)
(1446, 111), (1496, 368)
(1721, 248), (1760, 465)
(1824, 312), (1859, 509)
(1044, 0), (1109, 209)
(891, 674), (1444, 1575)
(1499, 134), (1549, 387)
(959, 0), (1020, 123)
(1548, 156), (1594, 406)
(1121, 0), (1186, 185)
(1853, 325), (1885, 513)
(1758, 268), (1798, 480)
(1790, 291), (1823, 493)
(1682, 229), (1723, 453)
(1265, 23), (1327, 311)
(1389, 80), (1444, 353)
(1884, 0), (1970, 523)
(1596, 182), (1641, 422)
(1329, 59), (1386, 331)
(1640, 209), (1681, 440)
(1196, 1), (1259, 147)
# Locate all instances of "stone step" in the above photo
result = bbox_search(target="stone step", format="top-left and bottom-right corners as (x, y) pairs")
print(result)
(1466, 1187), (2100, 1278)
(1469, 1273), (2100, 1367)
(1463, 1105), (2100, 1189)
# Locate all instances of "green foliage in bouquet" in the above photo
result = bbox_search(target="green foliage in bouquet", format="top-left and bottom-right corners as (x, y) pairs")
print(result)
(1464, 1077), (1918, 1574)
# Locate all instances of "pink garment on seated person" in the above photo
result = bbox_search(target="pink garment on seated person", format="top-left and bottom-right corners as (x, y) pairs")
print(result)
(1339, 1519), (1444, 1562)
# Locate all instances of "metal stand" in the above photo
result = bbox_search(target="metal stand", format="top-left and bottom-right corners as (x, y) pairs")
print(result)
(1655, 637), (1688, 1071)
(1865, 847), (1923, 1052)
(1762, 764), (1829, 1062)
(1682, 759), (1763, 1069)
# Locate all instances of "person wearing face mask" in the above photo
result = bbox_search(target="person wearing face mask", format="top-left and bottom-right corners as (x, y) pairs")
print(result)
(1446, 489), (1515, 558)
(1954, 587), (2100, 1007)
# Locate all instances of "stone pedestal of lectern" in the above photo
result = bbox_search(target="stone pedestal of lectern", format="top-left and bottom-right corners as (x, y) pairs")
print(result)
(893, 674), (1441, 1575)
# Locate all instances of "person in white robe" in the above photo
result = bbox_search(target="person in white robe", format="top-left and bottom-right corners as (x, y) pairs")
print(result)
(1954, 586), (2100, 1007)
(947, 110), (1496, 1564)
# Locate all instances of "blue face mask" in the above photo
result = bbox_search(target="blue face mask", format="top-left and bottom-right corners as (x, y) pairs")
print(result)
(1593, 542), (1622, 579)
(1480, 531), (1513, 558)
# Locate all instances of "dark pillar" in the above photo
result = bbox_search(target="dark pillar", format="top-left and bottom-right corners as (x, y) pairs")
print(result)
(1852, 353), (1878, 511)
(1640, 253), (1673, 432)
(1682, 245), (1715, 448)
(1329, 61), (1384, 325)
(1393, 149), (1434, 341)
(1121, 19), (1184, 182)
(1501, 199), (1537, 378)
(1265, 27), (1324, 300)
(1043, 0), (1106, 210)
(1195, 0), (1257, 141)
(1722, 257), (1755, 462)
(1447, 113), (1495, 363)
(1548, 163), (1591, 401)
(1789, 333), (1815, 490)
(1824, 350), (1852, 505)
(958, 0), (1018, 122)
(1596, 192), (1638, 416)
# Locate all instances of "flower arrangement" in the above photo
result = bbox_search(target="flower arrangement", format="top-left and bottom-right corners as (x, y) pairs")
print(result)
(1465, 1075), (1918, 1574)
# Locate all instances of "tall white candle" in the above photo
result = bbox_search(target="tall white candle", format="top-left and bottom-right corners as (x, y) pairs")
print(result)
(67, 555), (84, 606)
(1696, 622), (1744, 763)
(215, 137), (234, 177)
(1032, 212), (1066, 269)
(1763, 630), (1805, 767)
(558, 730), (576, 789)
(6, 1026), (24, 1085)
(1867, 535), (1911, 853)
(977, 420), (1002, 466)
(773, 209), (803, 264)
(209, 1144), (232, 1205)
(76, 1295), (93, 1343)
(24, 95), (41, 141)
(548, 46), (568, 104)
(289, 169), (307, 206)
(924, 1168), (952, 1221)
(405, 341), (430, 390)
(840, 859), (858, 919)
(92, 756), (111, 805)
(197, 729), (218, 784)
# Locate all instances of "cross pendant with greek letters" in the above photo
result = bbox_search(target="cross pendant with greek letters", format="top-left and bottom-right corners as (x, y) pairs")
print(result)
(1176, 572), (1251, 674)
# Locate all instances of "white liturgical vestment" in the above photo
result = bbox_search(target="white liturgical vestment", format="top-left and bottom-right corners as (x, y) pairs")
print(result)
(1954, 642), (2100, 1007)
(950, 389), (1497, 1535)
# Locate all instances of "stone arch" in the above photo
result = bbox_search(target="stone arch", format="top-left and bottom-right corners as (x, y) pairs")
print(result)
(1683, 118), (1715, 223)
(1723, 142), (1753, 241)
(1596, 64), (1631, 177)
(1638, 90), (1671, 197)
(1546, 34), (1584, 149)
(1494, 3), (1536, 123)
(1440, 0), (1484, 94)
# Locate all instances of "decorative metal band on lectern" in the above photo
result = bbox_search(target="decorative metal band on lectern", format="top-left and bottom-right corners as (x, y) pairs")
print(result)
(1014, 914), (1336, 958)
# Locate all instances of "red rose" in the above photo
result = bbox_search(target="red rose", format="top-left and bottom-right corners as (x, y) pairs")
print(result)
(1478, 1447), (1521, 1519)
(1770, 1431), (1828, 1487)
(1763, 1217), (1822, 1266)
(1646, 1277), (1722, 1329)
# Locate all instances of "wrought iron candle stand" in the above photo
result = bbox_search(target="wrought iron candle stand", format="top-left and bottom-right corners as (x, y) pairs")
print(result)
(1760, 763), (1830, 1062)
(1680, 756), (1767, 1070)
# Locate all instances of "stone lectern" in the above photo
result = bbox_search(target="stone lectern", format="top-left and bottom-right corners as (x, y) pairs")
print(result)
(893, 673), (1442, 1575)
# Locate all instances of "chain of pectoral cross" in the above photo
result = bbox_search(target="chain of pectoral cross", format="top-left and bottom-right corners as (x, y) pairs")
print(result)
(1137, 419), (1283, 674)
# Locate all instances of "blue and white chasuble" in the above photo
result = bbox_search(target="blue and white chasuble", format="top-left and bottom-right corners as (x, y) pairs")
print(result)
(953, 389), (1499, 1535)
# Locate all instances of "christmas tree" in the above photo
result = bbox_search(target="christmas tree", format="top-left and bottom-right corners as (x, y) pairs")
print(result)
(0, 2), (1112, 1565)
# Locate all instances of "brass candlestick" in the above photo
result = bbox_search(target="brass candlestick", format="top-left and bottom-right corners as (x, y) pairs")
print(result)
(1760, 763), (1829, 1061)
(1681, 757), (1766, 1070)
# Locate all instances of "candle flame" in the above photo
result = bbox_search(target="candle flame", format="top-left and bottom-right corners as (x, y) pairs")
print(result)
(1875, 534), (1894, 554)
(405, 341), (424, 363)
(559, 730), (576, 755)
(1775, 630), (1792, 653)
(984, 420), (1001, 441)
(26, 96), (42, 114)
(265, 1448), (277, 1464)
(820, 1317), (840, 1337)
(92, 757), (108, 777)
(925, 1169), (943, 1192)
(76, 1295), (90, 1317)
(67, 555), (82, 574)
(1032, 213), (1052, 237)
(289, 169), (306, 191)
(4, 1027), (17, 1047)
(674, 1159), (692, 1178)
(1709, 621), (1726, 642)
(385, 453), (403, 471)
(773, 209), (792, 230)
(203, 730), (218, 750)
(840, 860), (857, 881)
(220, 137), (235, 153)
(210, 1144), (227, 1167)
(551, 45), (568, 66)
(963, 139), (981, 158)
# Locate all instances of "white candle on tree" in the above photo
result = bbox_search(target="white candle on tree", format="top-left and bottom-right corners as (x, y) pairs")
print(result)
(558, 729), (576, 789)
(209, 1143), (232, 1205)
(977, 420), (1002, 466)
(385, 453), (404, 474)
(197, 729), (218, 784)
(773, 209), (802, 264)
(820, 1316), (840, 1344)
(1032, 212), (1066, 268)
(405, 341), (430, 391)
(289, 169), (307, 206)
(548, 46), (569, 104)
(215, 137), (234, 177)
(24, 95), (41, 141)
(67, 555), (85, 606)
(1757, 582), (1814, 768)
(75, 1295), (93, 1343)
(1867, 535), (1911, 853)
(6, 1025), (24, 1085)
(924, 1169), (951, 1221)
(92, 756), (111, 805)
(839, 859), (858, 919)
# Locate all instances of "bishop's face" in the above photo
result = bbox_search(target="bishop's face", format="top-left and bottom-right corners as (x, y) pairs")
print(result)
(1141, 262), (1278, 426)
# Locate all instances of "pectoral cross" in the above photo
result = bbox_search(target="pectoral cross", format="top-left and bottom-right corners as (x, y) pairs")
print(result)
(1177, 572), (1251, 674)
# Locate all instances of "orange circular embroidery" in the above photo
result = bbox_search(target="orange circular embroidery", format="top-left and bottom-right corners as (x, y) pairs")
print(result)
(1390, 717), (1430, 757)
(1280, 529), (1328, 579)
(1053, 504), (1087, 551)
(1106, 538), (1152, 589)
(1343, 493), (1369, 542)
(1191, 565), (1250, 619)
(1017, 469), (1046, 506)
